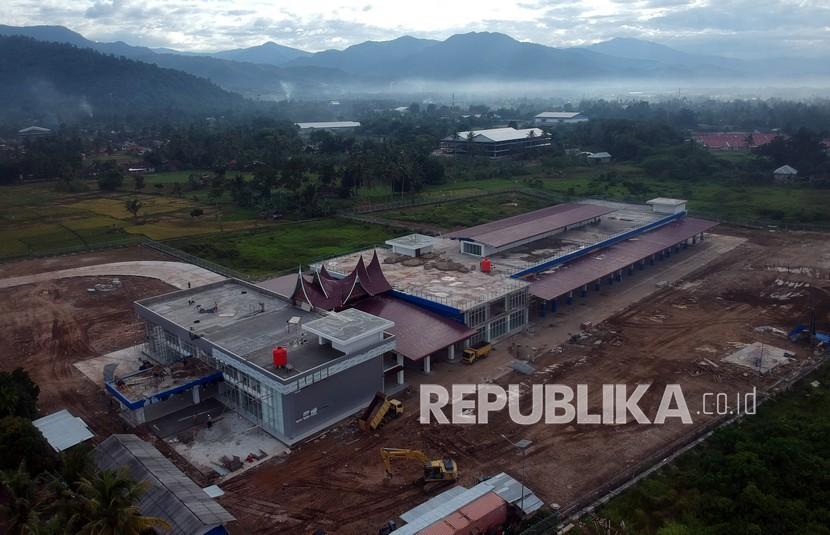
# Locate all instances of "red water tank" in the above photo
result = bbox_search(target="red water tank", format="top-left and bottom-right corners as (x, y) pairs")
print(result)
(480, 258), (492, 273)
(272, 346), (288, 368)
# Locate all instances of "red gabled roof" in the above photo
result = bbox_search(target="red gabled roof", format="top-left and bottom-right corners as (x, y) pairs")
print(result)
(354, 295), (475, 361)
(291, 252), (393, 311)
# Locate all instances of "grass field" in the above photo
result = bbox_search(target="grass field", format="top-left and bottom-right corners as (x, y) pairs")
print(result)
(172, 219), (401, 277)
(0, 179), (265, 258)
(3, 156), (830, 261)
(381, 192), (554, 229)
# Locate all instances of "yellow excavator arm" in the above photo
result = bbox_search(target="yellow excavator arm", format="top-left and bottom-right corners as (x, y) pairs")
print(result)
(379, 448), (458, 483)
(380, 448), (429, 475)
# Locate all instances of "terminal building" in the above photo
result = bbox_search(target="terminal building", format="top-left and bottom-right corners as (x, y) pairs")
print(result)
(440, 127), (550, 159)
(107, 196), (716, 446)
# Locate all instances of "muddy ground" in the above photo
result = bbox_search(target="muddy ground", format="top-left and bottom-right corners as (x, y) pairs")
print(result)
(219, 228), (830, 535)
(1, 232), (828, 535)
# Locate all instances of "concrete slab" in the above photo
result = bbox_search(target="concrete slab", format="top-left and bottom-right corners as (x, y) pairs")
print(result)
(165, 409), (289, 476)
(74, 344), (148, 387)
(722, 342), (793, 374)
(0, 261), (224, 290)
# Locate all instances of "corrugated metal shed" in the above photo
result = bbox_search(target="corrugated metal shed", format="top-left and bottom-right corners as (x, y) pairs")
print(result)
(446, 127), (545, 143)
(485, 472), (544, 516)
(418, 492), (508, 535)
(529, 217), (717, 300)
(354, 295), (475, 361)
(94, 435), (235, 535)
(445, 203), (613, 249)
(393, 472), (543, 535)
(33, 409), (94, 452)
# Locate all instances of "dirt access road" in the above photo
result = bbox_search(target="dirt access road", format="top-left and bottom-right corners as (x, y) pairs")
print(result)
(220, 228), (830, 535)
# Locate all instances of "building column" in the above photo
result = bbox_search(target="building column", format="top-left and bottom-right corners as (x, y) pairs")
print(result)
(192, 384), (201, 405)
(539, 301), (547, 317)
(594, 280), (600, 291)
(567, 291), (573, 305)
(448, 344), (456, 361)
(397, 354), (405, 385)
(639, 260), (645, 271)
(551, 299), (558, 313)
(581, 285), (588, 298)
(423, 355), (431, 375)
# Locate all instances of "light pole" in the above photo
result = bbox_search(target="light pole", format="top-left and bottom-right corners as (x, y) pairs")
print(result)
(502, 435), (532, 513)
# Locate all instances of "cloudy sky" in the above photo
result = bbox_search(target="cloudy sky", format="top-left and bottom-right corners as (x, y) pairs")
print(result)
(6, 0), (830, 58)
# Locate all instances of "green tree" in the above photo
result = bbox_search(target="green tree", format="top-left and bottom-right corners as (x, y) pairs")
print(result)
(0, 416), (57, 475)
(76, 469), (170, 535)
(96, 161), (123, 192)
(0, 368), (40, 419)
(0, 463), (45, 535)
(123, 199), (143, 222)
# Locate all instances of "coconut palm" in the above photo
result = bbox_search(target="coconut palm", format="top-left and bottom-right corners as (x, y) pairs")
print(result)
(0, 462), (45, 535)
(75, 469), (169, 535)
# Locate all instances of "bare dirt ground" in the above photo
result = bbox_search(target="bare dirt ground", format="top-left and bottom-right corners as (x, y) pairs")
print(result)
(219, 228), (830, 535)
(0, 275), (174, 433)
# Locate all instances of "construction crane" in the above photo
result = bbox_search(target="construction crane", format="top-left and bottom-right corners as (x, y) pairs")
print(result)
(380, 448), (458, 484)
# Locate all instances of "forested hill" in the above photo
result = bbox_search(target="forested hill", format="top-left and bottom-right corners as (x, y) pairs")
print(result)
(0, 36), (246, 124)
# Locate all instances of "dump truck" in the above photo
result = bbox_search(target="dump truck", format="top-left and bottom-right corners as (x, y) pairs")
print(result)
(463, 341), (493, 364)
(380, 448), (459, 484)
(359, 392), (403, 431)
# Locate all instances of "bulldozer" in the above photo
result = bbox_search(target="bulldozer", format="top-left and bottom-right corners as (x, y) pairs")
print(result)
(380, 448), (458, 484)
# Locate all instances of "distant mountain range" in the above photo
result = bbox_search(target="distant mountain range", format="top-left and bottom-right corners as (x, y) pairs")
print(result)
(1, 24), (829, 102)
(0, 36), (244, 124)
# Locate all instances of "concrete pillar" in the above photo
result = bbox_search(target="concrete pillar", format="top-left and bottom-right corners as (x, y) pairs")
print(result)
(539, 301), (547, 317)
(639, 260), (644, 271)
(628, 266), (634, 275)
(397, 354), (405, 385)
(192, 384), (201, 405)
(447, 344), (456, 361)
(581, 285), (587, 298)
(650, 255), (655, 266)
(551, 299), (558, 313)
(135, 407), (146, 425)
(423, 355), (431, 375)
(609, 275), (614, 285)
(567, 291), (573, 305)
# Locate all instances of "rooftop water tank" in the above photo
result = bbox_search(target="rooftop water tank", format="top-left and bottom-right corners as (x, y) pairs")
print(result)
(480, 258), (492, 273)
(272, 346), (288, 368)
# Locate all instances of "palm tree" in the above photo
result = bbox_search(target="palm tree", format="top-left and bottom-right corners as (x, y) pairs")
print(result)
(0, 463), (44, 535)
(76, 469), (169, 535)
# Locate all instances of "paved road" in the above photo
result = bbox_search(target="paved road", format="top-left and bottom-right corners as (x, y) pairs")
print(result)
(0, 261), (225, 290)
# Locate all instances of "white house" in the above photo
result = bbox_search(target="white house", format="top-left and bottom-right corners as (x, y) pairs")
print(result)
(534, 111), (588, 126)
(647, 198), (688, 215)
(773, 164), (798, 184)
(587, 151), (612, 164)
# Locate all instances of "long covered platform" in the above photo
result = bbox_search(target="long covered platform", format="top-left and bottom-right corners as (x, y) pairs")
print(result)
(528, 217), (718, 313)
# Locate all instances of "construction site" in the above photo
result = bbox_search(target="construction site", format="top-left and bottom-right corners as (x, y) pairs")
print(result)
(1, 197), (829, 535)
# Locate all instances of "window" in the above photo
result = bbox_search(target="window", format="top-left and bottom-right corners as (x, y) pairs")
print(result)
(462, 241), (483, 256)
(490, 317), (507, 340)
(509, 310), (525, 331)
(508, 290), (526, 310)
(466, 306), (487, 327)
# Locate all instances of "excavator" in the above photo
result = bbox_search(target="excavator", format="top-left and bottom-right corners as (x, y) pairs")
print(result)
(380, 448), (459, 484)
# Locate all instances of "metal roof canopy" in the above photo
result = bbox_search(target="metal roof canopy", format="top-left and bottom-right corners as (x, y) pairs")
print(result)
(303, 308), (394, 344)
(529, 217), (717, 301)
(33, 409), (94, 452)
(385, 234), (438, 249)
(353, 295), (475, 361)
(445, 203), (613, 249)
(393, 472), (542, 535)
(295, 121), (360, 129)
(94, 435), (235, 535)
